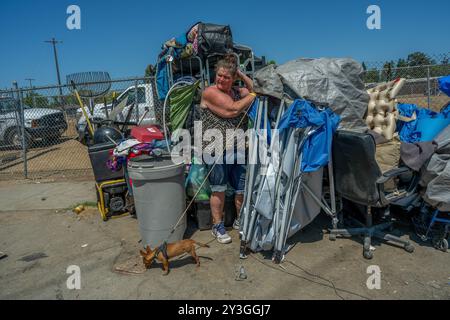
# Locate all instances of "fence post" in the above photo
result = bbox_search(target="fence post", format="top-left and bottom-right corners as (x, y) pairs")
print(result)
(427, 66), (431, 109)
(13, 81), (28, 179)
(31, 87), (36, 108)
(135, 80), (139, 121)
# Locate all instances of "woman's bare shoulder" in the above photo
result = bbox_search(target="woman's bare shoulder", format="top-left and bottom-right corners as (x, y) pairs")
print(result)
(203, 85), (219, 95)
(202, 85), (228, 102)
(201, 86), (217, 108)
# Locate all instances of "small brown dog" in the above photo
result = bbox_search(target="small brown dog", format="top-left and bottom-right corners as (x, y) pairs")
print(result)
(139, 239), (209, 275)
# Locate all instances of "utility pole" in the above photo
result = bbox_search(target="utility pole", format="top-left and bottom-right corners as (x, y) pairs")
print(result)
(25, 78), (35, 88)
(45, 38), (63, 100)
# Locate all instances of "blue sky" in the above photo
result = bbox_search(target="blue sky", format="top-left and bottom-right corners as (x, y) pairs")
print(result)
(0, 0), (449, 89)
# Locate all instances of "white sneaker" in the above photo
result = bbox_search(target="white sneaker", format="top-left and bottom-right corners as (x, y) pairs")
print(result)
(232, 218), (240, 230)
(212, 222), (232, 244)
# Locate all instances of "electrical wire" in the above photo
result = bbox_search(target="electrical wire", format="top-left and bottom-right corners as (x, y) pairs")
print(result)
(285, 259), (345, 300)
(249, 253), (371, 300)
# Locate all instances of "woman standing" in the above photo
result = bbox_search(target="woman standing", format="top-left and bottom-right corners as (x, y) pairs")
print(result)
(200, 54), (256, 244)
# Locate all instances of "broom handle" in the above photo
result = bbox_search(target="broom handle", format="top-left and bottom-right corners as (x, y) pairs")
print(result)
(71, 81), (95, 137)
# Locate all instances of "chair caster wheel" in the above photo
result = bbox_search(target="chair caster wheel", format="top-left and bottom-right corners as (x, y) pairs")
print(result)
(404, 244), (415, 253)
(363, 250), (373, 260)
(434, 239), (448, 253)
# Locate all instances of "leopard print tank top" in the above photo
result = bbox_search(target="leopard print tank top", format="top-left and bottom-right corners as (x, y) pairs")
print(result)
(200, 87), (248, 154)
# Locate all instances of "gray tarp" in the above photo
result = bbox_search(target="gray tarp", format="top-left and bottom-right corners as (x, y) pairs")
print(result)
(420, 125), (450, 211)
(254, 58), (369, 130)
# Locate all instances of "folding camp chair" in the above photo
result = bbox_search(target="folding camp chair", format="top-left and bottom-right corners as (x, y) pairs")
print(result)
(239, 98), (340, 263)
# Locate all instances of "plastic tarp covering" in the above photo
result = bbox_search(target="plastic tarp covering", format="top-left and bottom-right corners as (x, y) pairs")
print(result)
(248, 98), (271, 143)
(169, 80), (200, 132)
(278, 100), (340, 172)
(250, 168), (323, 252)
(253, 58), (369, 130)
(289, 168), (323, 237)
(397, 103), (450, 143)
(420, 125), (450, 211)
(438, 75), (450, 97)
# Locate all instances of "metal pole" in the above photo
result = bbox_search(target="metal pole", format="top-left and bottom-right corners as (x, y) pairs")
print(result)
(32, 88), (36, 108)
(135, 80), (139, 121)
(25, 78), (35, 107)
(427, 66), (431, 109)
(13, 82), (27, 179)
(45, 38), (63, 100)
(25, 78), (34, 89)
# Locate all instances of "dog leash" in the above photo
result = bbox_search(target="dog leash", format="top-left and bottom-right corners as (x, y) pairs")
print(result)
(164, 102), (254, 282)
(164, 97), (256, 241)
(149, 93), (259, 281)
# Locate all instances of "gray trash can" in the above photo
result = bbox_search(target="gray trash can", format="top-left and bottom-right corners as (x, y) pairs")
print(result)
(128, 155), (186, 248)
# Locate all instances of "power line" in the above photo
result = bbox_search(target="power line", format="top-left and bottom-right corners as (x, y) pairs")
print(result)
(45, 37), (63, 98)
(25, 78), (35, 89)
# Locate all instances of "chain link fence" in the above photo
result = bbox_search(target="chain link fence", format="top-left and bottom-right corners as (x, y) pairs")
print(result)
(0, 76), (161, 181)
(363, 52), (450, 110)
(1, 53), (449, 181)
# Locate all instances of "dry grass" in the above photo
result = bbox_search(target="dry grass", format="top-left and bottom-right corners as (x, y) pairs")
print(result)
(0, 138), (93, 181)
(397, 94), (449, 112)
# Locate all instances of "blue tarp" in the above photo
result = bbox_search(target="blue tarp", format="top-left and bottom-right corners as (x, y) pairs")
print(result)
(277, 99), (340, 172)
(397, 103), (450, 143)
(248, 98), (272, 145)
(438, 75), (450, 97)
(155, 33), (188, 100)
(246, 97), (259, 124)
(156, 56), (171, 100)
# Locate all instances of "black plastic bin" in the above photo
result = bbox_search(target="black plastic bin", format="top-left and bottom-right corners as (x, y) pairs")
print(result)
(88, 142), (124, 183)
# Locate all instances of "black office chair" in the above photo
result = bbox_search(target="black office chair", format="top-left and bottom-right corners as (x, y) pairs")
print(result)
(329, 130), (417, 259)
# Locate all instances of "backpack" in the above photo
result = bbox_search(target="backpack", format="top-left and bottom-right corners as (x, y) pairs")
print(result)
(196, 23), (233, 60)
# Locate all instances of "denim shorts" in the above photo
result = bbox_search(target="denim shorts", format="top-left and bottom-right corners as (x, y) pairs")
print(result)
(205, 153), (246, 194)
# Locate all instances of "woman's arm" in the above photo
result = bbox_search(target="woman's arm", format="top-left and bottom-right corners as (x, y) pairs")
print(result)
(202, 87), (256, 119)
(236, 69), (253, 97)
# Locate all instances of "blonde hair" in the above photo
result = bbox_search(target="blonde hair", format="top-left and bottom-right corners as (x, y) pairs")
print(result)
(215, 54), (238, 77)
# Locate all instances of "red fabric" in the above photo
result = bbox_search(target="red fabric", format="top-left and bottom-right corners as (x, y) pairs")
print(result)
(130, 125), (164, 143)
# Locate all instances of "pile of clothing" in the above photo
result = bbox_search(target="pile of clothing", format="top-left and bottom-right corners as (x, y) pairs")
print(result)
(107, 139), (169, 172)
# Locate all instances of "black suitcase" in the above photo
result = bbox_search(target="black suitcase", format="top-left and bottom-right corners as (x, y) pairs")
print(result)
(197, 23), (233, 60)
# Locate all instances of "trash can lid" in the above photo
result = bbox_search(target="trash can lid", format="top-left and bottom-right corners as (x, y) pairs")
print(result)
(128, 154), (185, 170)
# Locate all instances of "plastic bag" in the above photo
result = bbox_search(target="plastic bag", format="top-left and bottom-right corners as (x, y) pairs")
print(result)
(185, 163), (211, 201)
